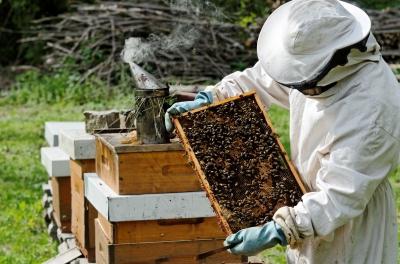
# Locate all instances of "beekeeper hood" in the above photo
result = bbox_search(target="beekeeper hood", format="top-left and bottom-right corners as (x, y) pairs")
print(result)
(257, 0), (373, 90)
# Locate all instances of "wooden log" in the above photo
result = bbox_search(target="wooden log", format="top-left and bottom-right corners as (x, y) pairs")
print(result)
(85, 173), (215, 222)
(95, 219), (246, 264)
(42, 182), (52, 196)
(47, 221), (58, 240)
(42, 192), (53, 208)
(70, 159), (97, 262)
(95, 134), (201, 194)
(56, 229), (74, 242)
(84, 110), (121, 134)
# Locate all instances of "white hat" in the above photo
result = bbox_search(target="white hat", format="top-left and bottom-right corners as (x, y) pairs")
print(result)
(257, 0), (371, 85)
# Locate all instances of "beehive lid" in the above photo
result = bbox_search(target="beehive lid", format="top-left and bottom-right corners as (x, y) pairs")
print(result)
(96, 132), (183, 154)
(174, 91), (307, 234)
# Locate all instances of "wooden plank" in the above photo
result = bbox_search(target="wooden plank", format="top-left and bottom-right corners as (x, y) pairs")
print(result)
(97, 213), (225, 244)
(70, 159), (97, 262)
(117, 151), (200, 194)
(95, 219), (245, 264)
(96, 136), (200, 194)
(95, 138), (120, 194)
(44, 121), (85, 147)
(51, 176), (71, 232)
(96, 218), (111, 264)
(85, 173), (215, 222)
(59, 129), (96, 160)
(43, 247), (82, 264)
(96, 133), (184, 154)
(173, 91), (308, 235)
(41, 147), (70, 177)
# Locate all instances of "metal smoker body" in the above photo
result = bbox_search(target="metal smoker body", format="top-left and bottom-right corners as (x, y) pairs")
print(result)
(129, 63), (169, 144)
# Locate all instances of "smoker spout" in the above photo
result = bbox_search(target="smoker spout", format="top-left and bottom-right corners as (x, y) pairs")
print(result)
(128, 62), (168, 90)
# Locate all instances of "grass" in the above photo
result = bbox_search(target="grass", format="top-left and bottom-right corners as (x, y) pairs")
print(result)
(0, 96), (131, 263)
(0, 83), (398, 263)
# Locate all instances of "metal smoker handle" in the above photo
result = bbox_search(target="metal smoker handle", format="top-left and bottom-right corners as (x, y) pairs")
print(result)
(196, 241), (240, 260)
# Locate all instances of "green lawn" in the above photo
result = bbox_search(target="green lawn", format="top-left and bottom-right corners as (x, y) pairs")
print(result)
(0, 101), (398, 263)
(0, 100), (129, 263)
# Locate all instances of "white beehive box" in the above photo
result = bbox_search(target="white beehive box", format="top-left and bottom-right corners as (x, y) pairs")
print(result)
(40, 147), (70, 177)
(44, 122), (85, 147)
(59, 129), (95, 160)
(84, 173), (215, 222)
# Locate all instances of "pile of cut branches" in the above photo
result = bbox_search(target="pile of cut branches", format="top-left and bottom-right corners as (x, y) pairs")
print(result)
(367, 8), (400, 62)
(22, 1), (400, 84)
(22, 1), (257, 84)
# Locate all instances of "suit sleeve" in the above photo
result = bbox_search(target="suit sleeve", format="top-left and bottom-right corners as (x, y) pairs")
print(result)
(205, 61), (291, 109)
(274, 124), (399, 245)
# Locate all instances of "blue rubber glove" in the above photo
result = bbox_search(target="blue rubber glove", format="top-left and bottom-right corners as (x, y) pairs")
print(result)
(165, 91), (213, 132)
(224, 221), (287, 256)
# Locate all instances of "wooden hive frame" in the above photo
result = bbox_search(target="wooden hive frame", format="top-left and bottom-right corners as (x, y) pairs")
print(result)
(173, 91), (308, 235)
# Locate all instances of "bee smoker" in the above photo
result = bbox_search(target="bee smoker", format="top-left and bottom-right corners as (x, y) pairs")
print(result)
(129, 63), (169, 144)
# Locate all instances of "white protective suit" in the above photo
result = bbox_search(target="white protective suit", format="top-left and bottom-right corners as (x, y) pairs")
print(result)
(206, 34), (400, 263)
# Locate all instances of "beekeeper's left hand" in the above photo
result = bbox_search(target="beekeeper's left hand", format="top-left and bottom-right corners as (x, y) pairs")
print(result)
(164, 91), (213, 132)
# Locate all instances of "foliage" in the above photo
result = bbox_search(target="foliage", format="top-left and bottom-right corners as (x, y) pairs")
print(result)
(213, 0), (270, 25)
(0, 0), (94, 65)
(0, 100), (134, 263)
(355, 0), (400, 9)
(1, 67), (133, 106)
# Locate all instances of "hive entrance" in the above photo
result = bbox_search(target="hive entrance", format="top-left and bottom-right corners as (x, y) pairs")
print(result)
(175, 92), (306, 233)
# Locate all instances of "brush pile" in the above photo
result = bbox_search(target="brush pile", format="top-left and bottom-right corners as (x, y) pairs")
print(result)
(367, 8), (400, 62)
(22, 1), (257, 84)
(22, 1), (400, 83)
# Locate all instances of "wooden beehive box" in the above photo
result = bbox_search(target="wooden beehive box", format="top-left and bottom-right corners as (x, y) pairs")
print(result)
(50, 177), (71, 232)
(97, 213), (226, 244)
(95, 133), (201, 194)
(86, 173), (225, 243)
(59, 129), (98, 262)
(70, 159), (97, 262)
(41, 147), (72, 232)
(95, 219), (246, 264)
(174, 91), (308, 234)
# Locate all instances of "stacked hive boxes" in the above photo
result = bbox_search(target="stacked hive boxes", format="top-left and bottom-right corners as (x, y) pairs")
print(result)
(42, 123), (246, 263)
(89, 133), (246, 264)
(59, 129), (97, 262)
(41, 122), (85, 235)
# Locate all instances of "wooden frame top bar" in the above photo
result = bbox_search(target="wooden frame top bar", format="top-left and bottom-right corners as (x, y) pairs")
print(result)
(96, 133), (184, 154)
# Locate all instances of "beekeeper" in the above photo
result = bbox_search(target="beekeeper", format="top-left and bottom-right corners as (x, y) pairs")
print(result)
(165, 0), (400, 263)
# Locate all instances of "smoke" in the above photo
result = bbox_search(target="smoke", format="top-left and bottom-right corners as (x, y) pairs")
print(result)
(169, 0), (225, 20)
(121, 0), (225, 64)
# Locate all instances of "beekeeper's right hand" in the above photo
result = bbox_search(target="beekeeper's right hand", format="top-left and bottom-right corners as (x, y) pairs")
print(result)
(164, 91), (213, 132)
(224, 221), (287, 256)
